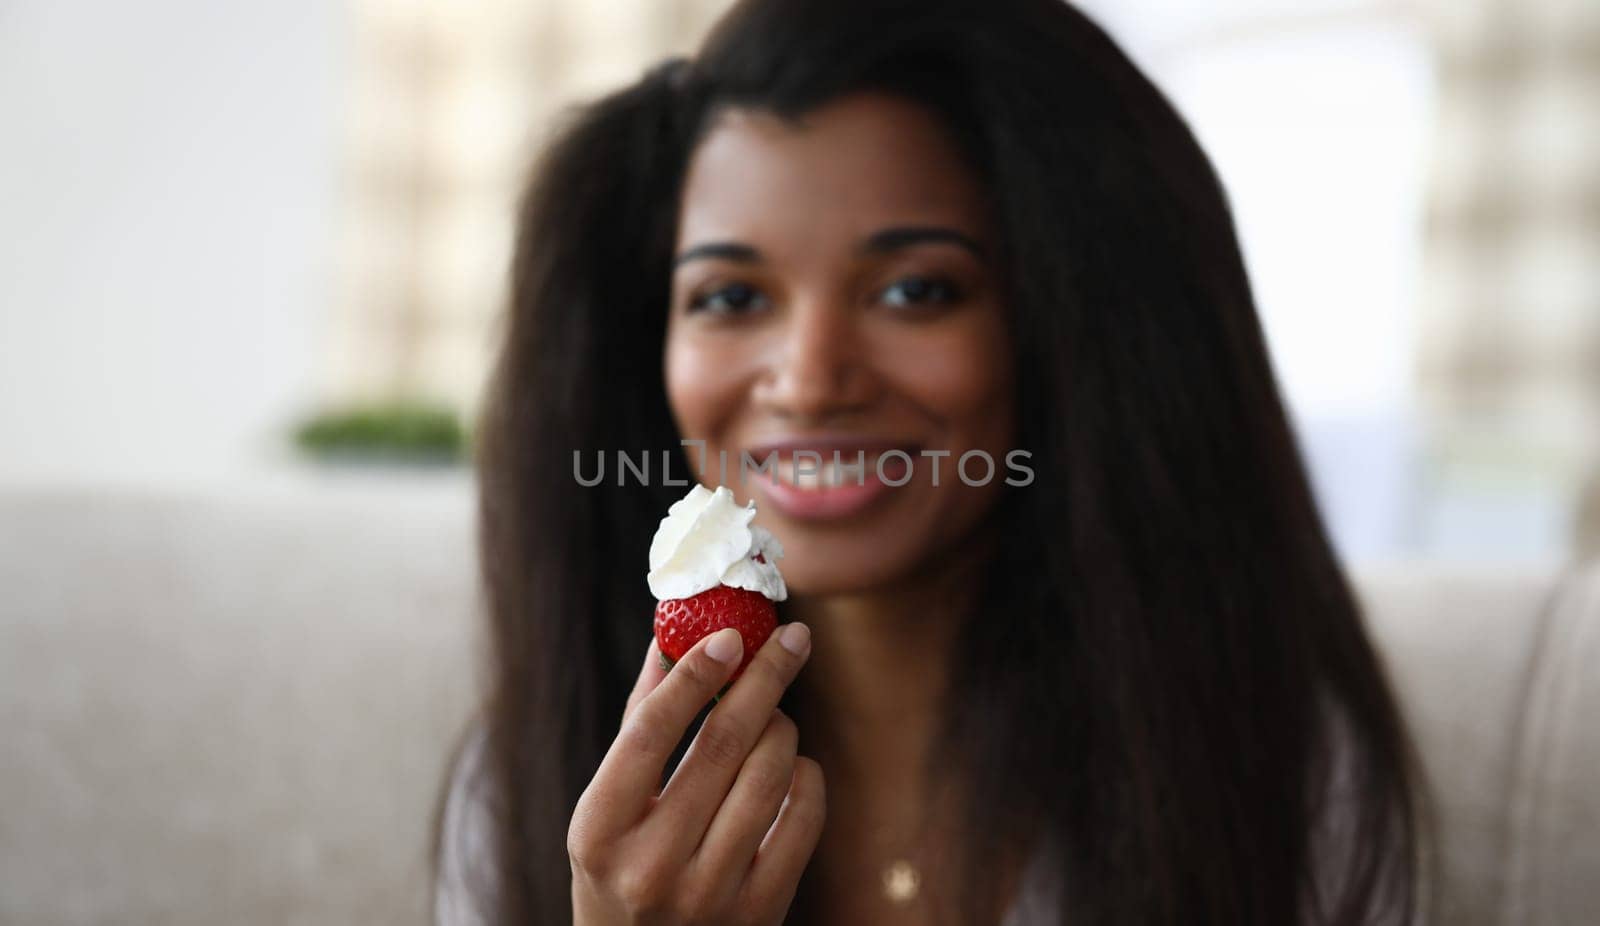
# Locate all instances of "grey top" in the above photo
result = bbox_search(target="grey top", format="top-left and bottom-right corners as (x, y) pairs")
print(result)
(435, 726), (498, 926)
(435, 711), (1366, 926)
(434, 726), (1064, 925)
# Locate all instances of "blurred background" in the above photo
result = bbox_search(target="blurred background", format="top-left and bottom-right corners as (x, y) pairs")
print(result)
(2, 1), (1596, 923)
(0, 0), (1595, 559)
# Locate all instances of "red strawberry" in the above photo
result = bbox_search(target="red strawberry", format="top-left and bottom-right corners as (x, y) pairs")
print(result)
(654, 585), (778, 686)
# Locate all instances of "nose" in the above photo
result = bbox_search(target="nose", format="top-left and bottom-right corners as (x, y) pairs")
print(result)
(753, 295), (875, 423)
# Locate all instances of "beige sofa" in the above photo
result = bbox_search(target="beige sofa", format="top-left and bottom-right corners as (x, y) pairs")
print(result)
(1, 478), (1595, 924)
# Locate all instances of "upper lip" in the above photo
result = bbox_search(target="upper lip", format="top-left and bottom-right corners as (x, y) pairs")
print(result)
(742, 435), (923, 462)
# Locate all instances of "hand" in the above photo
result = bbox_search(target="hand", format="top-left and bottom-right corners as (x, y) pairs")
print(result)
(568, 623), (824, 925)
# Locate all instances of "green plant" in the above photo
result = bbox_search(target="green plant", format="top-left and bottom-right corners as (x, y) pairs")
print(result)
(293, 399), (468, 463)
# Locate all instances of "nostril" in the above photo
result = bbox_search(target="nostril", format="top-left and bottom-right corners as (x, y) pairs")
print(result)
(758, 365), (870, 421)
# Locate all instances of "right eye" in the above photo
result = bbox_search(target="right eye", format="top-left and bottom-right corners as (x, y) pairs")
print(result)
(687, 282), (769, 315)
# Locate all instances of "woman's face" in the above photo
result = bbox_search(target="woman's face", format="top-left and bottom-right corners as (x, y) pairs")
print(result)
(665, 91), (1015, 596)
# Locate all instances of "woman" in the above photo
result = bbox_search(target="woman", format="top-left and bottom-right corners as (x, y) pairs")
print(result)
(436, 0), (1424, 923)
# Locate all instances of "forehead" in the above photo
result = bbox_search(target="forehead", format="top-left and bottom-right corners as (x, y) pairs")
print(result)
(676, 92), (988, 249)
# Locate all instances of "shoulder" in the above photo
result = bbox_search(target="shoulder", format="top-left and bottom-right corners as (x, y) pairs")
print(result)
(1304, 691), (1416, 924)
(1000, 833), (1067, 926)
(435, 721), (501, 926)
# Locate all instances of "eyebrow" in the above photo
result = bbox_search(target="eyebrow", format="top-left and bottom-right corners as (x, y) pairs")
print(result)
(672, 242), (761, 268)
(671, 224), (986, 269)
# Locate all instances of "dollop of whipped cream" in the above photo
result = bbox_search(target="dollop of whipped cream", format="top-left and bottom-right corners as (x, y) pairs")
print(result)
(647, 484), (788, 602)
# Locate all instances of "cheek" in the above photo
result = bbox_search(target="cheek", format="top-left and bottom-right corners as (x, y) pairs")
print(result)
(880, 317), (1014, 443)
(663, 332), (747, 441)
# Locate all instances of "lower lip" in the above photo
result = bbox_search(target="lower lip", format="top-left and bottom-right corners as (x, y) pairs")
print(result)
(753, 467), (899, 522)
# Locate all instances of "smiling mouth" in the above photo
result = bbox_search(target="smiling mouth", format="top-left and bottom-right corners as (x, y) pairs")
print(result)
(772, 455), (874, 489)
(740, 442), (922, 491)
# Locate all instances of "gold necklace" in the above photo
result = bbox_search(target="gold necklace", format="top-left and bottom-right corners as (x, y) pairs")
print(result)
(869, 815), (932, 905)
(880, 857), (923, 903)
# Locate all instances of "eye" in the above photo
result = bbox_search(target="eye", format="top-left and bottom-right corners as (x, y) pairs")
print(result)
(880, 275), (964, 308)
(687, 281), (769, 315)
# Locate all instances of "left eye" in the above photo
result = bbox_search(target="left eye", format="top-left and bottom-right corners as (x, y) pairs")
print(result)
(881, 276), (962, 308)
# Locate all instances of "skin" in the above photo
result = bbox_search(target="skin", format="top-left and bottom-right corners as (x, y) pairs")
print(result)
(569, 92), (1019, 924)
(664, 94), (1014, 600)
(570, 628), (821, 925)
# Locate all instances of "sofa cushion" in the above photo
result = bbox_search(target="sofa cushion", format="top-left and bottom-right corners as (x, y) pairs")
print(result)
(1357, 561), (1600, 925)
(2, 483), (1595, 924)
(0, 478), (481, 925)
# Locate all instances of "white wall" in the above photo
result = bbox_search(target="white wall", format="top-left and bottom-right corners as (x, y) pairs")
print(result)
(0, 0), (343, 488)
(1077, 0), (1436, 560)
(0, 0), (1566, 560)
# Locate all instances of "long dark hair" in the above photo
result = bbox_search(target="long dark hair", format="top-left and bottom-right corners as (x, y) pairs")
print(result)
(453, 1), (1424, 922)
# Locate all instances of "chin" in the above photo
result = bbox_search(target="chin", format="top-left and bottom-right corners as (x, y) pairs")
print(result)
(773, 542), (923, 599)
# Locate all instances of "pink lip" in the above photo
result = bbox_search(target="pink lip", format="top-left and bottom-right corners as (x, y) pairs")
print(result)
(740, 436), (920, 523)
(743, 435), (922, 460)
(753, 467), (892, 521)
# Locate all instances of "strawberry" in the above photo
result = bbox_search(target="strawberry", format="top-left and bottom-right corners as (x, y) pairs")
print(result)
(654, 585), (779, 687)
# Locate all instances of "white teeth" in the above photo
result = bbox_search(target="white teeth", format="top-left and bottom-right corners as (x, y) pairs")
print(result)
(775, 456), (875, 489)
(775, 459), (824, 490)
(795, 461), (822, 489)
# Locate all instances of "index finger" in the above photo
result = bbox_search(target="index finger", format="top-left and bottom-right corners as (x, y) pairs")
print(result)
(579, 628), (743, 840)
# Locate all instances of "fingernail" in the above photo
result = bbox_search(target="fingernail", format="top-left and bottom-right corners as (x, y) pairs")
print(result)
(778, 622), (810, 656)
(706, 627), (742, 664)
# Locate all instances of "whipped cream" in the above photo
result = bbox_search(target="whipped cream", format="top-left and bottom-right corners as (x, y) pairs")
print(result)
(647, 485), (788, 602)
